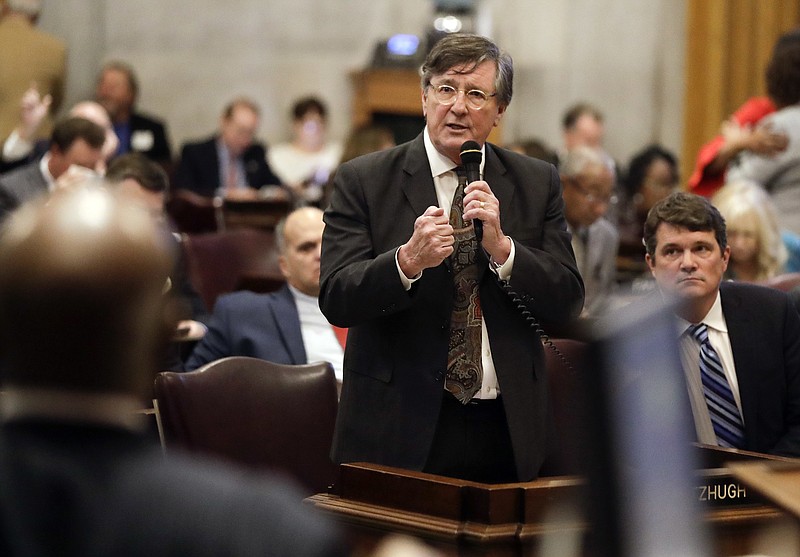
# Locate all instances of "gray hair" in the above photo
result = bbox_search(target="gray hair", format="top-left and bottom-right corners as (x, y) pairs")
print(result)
(6, 0), (41, 16)
(559, 146), (607, 178)
(420, 33), (513, 108)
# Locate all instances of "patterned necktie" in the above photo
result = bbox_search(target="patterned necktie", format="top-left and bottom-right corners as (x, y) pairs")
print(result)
(687, 323), (745, 449)
(445, 167), (483, 404)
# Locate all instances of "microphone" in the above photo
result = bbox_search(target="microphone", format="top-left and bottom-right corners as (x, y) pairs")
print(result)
(459, 141), (483, 241)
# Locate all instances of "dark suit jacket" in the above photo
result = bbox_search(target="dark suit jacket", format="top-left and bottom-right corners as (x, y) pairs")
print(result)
(319, 134), (584, 481)
(174, 136), (282, 197)
(184, 286), (305, 371)
(0, 161), (48, 223)
(122, 112), (173, 167)
(0, 419), (343, 556)
(721, 281), (800, 456)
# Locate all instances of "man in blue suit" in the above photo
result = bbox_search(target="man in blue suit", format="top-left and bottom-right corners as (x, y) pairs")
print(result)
(185, 206), (344, 379)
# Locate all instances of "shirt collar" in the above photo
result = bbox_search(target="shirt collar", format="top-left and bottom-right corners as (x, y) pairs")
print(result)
(678, 290), (727, 335)
(423, 126), (486, 179)
(39, 153), (56, 192)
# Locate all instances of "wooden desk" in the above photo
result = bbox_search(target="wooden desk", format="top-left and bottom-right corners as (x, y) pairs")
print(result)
(308, 461), (799, 557)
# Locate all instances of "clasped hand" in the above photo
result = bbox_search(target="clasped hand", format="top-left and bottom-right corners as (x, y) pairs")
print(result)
(398, 181), (509, 279)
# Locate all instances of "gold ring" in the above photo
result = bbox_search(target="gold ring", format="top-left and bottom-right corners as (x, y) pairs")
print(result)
(480, 201), (486, 209)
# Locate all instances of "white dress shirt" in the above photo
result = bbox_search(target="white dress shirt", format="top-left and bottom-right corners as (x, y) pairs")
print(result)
(678, 291), (744, 445)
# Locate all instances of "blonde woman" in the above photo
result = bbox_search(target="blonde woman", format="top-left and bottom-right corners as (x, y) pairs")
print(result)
(712, 179), (788, 281)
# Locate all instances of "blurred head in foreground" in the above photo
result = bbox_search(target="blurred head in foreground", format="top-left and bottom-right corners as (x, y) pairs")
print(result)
(0, 183), (175, 397)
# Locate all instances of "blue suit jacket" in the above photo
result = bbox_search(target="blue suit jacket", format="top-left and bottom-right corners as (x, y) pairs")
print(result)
(184, 285), (305, 371)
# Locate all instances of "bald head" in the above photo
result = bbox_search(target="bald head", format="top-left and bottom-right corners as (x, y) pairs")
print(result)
(276, 207), (325, 297)
(0, 184), (175, 395)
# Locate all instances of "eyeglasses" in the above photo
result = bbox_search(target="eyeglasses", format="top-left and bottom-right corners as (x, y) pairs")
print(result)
(429, 84), (497, 110)
(567, 178), (614, 205)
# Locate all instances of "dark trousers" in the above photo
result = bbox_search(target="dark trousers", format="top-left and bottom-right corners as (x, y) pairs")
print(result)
(423, 392), (518, 484)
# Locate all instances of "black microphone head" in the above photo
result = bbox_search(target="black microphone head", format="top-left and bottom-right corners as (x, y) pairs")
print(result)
(460, 141), (482, 165)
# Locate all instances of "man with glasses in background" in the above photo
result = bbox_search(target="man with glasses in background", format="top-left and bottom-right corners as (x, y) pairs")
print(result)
(560, 145), (619, 317)
(320, 33), (583, 483)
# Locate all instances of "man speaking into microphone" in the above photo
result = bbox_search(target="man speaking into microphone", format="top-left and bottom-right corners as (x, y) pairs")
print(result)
(320, 33), (584, 483)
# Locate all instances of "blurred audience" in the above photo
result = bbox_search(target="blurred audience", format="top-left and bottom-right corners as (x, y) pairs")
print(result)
(2, 98), (118, 174)
(712, 180), (790, 282)
(616, 144), (679, 282)
(323, 123), (395, 207)
(506, 137), (559, 166)
(0, 0), (66, 143)
(95, 60), (173, 171)
(0, 183), (346, 557)
(174, 96), (283, 200)
(560, 146), (618, 317)
(268, 96), (342, 205)
(688, 28), (800, 197)
(726, 42), (800, 236)
(0, 116), (105, 224)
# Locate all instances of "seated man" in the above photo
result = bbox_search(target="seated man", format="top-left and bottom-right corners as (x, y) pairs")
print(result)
(185, 206), (344, 381)
(560, 146), (619, 317)
(0, 115), (106, 224)
(105, 152), (209, 369)
(95, 60), (173, 170)
(644, 191), (800, 456)
(174, 97), (283, 199)
(0, 184), (344, 556)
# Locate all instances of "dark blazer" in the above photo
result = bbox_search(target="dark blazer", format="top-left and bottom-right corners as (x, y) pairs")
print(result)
(721, 281), (800, 456)
(124, 112), (173, 167)
(174, 136), (282, 197)
(0, 419), (344, 556)
(0, 161), (48, 223)
(319, 134), (584, 481)
(184, 286), (305, 371)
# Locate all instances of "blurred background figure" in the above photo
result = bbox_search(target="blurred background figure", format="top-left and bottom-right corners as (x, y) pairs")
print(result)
(712, 179), (792, 282)
(322, 123), (395, 208)
(95, 60), (173, 173)
(0, 0), (66, 144)
(616, 144), (680, 283)
(559, 146), (618, 317)
(687, 28), (800, 197)
(562, 102), (605, 153)
(506, 137), (559, 167)
(174, 96), (283, 200)
(725, 42), (800, 236)
(268, 96), (342, 206)
(0, 116), (105, 224)
(0, 183), (345, 557)
(1, 99), (118, 174)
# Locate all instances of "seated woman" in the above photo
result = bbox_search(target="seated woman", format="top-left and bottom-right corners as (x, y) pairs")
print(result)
(616, 144), (679, 282)
(712, 179), (789, 282)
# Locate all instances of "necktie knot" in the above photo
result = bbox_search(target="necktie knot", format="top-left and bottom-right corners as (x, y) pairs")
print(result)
(687, 323), (708, 343)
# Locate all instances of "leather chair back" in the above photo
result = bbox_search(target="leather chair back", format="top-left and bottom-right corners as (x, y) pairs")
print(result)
(154, 357), (339, 495)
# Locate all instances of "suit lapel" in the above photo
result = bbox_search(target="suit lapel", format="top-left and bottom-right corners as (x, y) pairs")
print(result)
(400, 135), (438, 216)
(720, 286), (759, 444)
(270, 286), (307, 364)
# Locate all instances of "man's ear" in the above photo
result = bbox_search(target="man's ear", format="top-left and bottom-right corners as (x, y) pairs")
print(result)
(645, 253), (656, 274)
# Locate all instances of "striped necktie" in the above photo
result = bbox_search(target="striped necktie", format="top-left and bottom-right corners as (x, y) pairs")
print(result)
(687, 323), (745, 449)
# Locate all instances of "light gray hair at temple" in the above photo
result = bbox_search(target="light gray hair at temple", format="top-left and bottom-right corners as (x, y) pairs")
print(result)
(559, 146), (607, 177)
(420, 33), (513, 108)
(5, 0), (42, 16)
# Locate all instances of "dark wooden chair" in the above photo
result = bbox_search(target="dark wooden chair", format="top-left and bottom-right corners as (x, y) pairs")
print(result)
(539, 338), (591, 477)
(154, 357), (339, 495)
(181, 228), (283, 310)
(166, 189), (220, 234)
